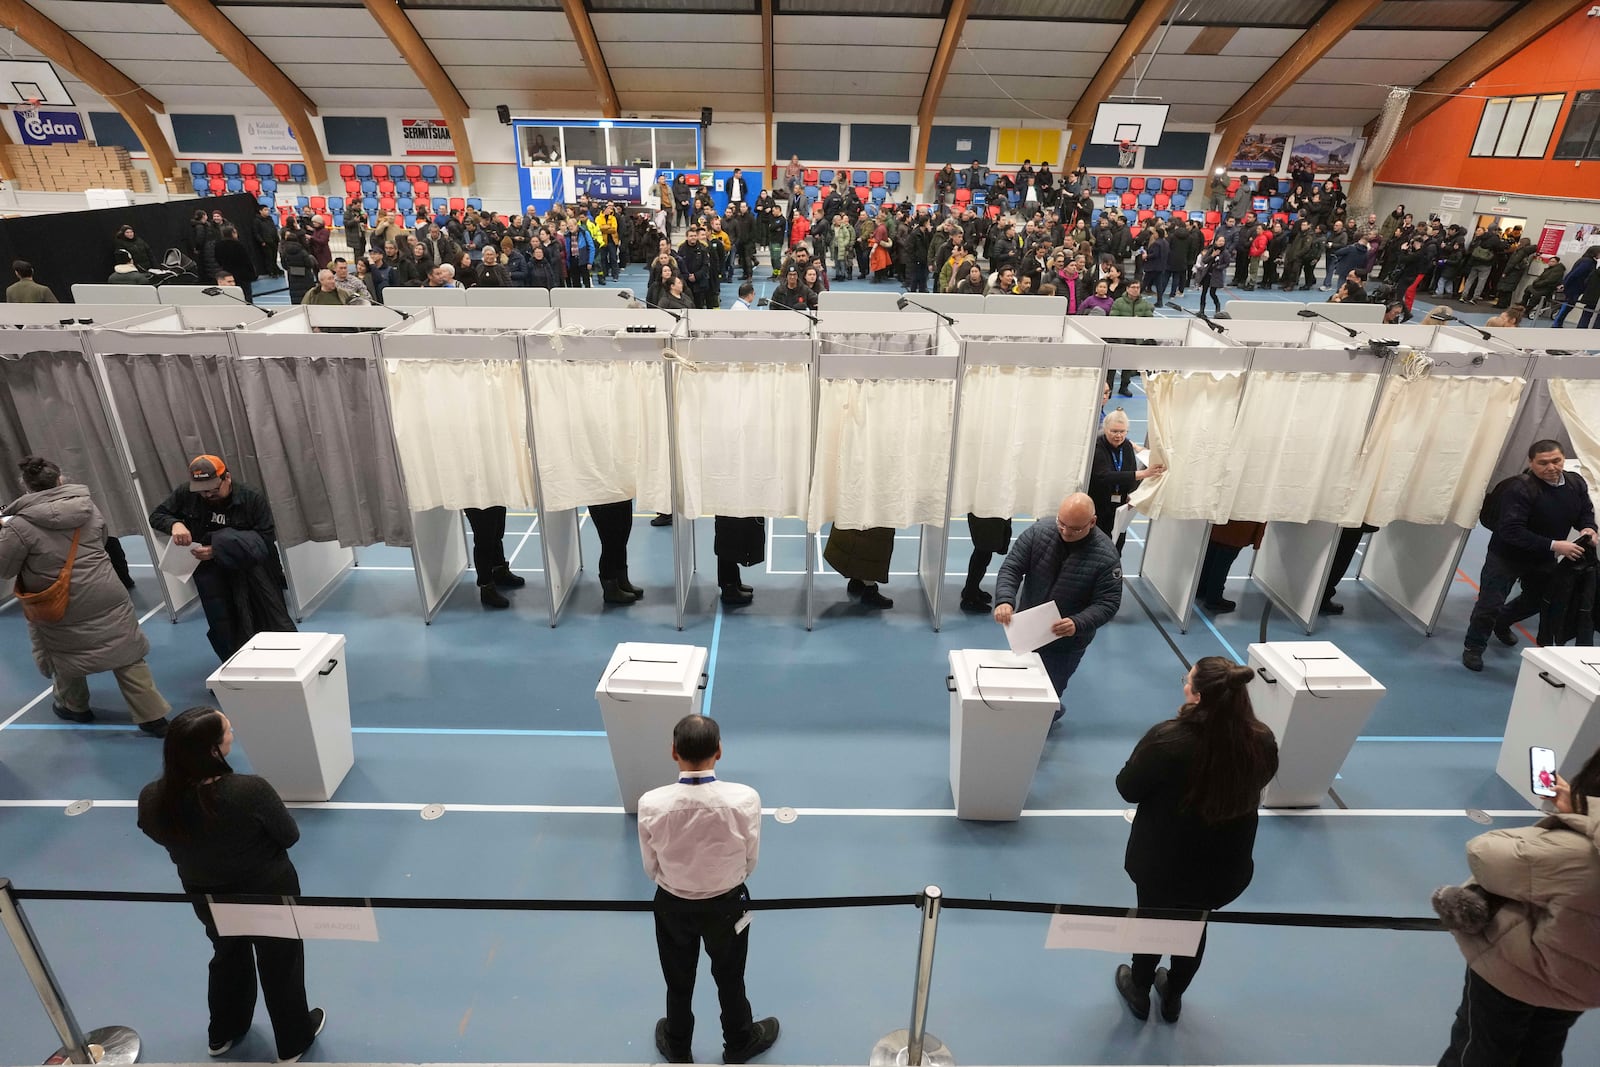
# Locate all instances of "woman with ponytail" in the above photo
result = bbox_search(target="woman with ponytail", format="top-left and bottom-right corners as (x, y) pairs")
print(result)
(1112, 656), (1279, 1022)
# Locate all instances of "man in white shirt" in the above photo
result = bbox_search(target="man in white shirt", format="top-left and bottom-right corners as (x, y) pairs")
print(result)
(638, 715), (778, 1064)
(730, 281), (755, 311)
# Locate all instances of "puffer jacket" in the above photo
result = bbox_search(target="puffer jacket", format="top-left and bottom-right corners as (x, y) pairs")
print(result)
(993, 518), (1123, 655)
(0, 483), (149, 678)
(1451, 807), (1600, 1011)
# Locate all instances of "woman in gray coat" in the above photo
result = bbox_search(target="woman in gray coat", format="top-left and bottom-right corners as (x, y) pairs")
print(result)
(0, 455), (171, 735)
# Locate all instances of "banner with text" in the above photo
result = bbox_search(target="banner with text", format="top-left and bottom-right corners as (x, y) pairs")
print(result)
(1231, 132), (1288, 173)
(1537, 220), (1599, 259)
(573, 165), (643, 203)
(16, 109), (85, 146)
(402, 118), (454, 157)
(240, 116), (297, 157)
(1287, 135), (1363, 177)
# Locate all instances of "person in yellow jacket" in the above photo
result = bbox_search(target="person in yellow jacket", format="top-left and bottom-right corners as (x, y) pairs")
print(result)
(596, 207), (621, 282)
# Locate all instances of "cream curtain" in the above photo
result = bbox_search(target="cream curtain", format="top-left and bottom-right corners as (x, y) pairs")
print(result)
(948, 364), (1101, 519)
(1220, 371), (1378, 523)
(807, 377), (954, 531)
(676, 362), (811, 518)
(1548, 379), (1600, 515)
(384, 359), (536, 511)
(526, 359), (672, 514)
(1129, 370), (1244, 521)
(1352, 375), (1524, 528)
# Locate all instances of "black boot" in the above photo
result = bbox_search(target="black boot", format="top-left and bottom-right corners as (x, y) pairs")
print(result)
(1115, 965), (1151, 1021)
(721, 584), (754, 606)
(859, 584), (893, 609)
(650, 512), (673, 527)
(479, 583), (510, 609)
(618, 571), (644, 598)
(490, 563), (525, 589)
(602, 579), (639, 605)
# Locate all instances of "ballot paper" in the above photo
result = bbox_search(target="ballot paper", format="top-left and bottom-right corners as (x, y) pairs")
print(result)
(1112, 503), (1137, 541)
(1004, 600), (1062, 654)
(292, 904), (381, 942)
(158, 538), (201, 583)
(210, 902), (299, 940)
(1044, 911), (1206, 956)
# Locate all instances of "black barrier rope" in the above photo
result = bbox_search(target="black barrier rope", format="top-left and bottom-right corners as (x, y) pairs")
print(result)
(5, 884), (1443, 932)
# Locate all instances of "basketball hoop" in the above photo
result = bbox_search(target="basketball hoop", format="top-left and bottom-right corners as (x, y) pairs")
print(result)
(1117, 139), (1136, 169)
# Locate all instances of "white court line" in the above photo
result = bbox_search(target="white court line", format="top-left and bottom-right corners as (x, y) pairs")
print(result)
(0, 798), (1542, 820)
(1, 604), (166, 732)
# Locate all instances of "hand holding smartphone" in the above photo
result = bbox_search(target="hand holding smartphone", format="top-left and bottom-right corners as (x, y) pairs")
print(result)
(1531, 746), (1558, 798)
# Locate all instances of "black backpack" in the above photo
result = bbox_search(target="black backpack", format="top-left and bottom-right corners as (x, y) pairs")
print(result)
(1480, 471), (1534, 530)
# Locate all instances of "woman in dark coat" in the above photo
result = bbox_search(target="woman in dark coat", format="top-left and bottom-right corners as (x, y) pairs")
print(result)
(959, 515), (1011, 613)
(278, 231), (317, 303)
(525, 243), (561, 290)
(303, 218), (332, 270)
(1113, 657), (1279, 1022)
(113, 223), (152, 271)
(138, 707), (325, 1061)
(1087, 410), (1164, 554)
(822, 526), (894, 609)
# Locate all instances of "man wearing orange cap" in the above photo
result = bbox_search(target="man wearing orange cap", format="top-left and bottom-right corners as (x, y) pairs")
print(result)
(150, 454), (296, 661)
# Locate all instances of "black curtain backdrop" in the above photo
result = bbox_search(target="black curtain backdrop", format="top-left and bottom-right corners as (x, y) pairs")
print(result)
(0, 193), (266, 302)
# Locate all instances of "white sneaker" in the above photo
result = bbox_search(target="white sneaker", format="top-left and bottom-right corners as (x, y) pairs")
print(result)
(278, 1008), (326, 1063)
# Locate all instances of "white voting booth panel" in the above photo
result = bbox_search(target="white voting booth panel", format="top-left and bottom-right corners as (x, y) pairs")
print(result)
(386, 287), (467, 310)
(159, 285), (247, 308)
(466, 288), (551, 308)
(1225, 301), (1384, 324)
(1498, 647), (1600, 809)
(207, 632), (353, 802)
(551, 287), (634, 309)
(948, 649), (1058, 821)
(983, 294), (1067, 317)
(595, 643), (708, 813)
(70, 283), (159, 304)
(1490, 327), (1600, 355)
(1247, 641), (1385, 808)
(809, 312), (960, 632)
(816, 290), (901, 312)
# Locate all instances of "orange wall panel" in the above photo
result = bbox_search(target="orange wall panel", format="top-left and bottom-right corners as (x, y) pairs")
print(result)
(1376, 9), (1600, 200)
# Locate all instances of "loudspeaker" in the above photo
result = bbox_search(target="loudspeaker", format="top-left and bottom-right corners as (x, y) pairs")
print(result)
(496, 105), (511, 125)
(700, 107), (713, 128)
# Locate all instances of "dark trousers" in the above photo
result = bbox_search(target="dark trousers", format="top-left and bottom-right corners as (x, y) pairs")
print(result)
(1198, 282), (1222, 313)
(1143, 269), (1169, 303)
(1323, 524), (1374, 604)
(1129, 883), (1238, 996)
(1106, 368), (1138, 392)
(567, 263), (590, 288)
(463, 506), (508, 586)
(103, 535), (133, 586)
(910, 259), (928, 293)
(737, 242), (754, 278)
(1465, 550), (1551, 651)
(1038, 643), (1088, 723)
(1438, 968), (1581, 1067)
(1197, 541), (1244, 606)
(189, 881), (313, 1060)
(654, 885), (755, 1053)
(716, 554), (742, 588)
(191, 562), (297, 662)
(588, 500), (633, 581)
(962, 548), (994, 599)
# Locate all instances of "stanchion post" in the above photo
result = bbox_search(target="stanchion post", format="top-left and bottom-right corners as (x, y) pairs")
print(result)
(870, 885), (954, 1067)
(0, 878), (141, 1064)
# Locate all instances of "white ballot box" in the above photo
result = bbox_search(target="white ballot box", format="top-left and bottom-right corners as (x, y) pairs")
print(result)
(206, 632), (353, 802)
(948, 649), (1060, 821)
(1247, 641), (1385, 808)
(1498, 647), (1600, 808)
(596, 642), (709, 813)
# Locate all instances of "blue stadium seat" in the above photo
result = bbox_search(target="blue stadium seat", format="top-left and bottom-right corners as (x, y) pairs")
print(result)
(225, 178), (243, 193)
(328, 197), (344, 212)
(955, 173), (967, 189)
(193, 179), (209, 196)
(1008, 192), (1021, 208)
(466, 197), (483, 211)
(971, 189), (986, 205)
(1171, 192), (1187, 209)
(398, 198), (413, 213)
(355, 164), (372, 180)
(1137, 192), (1153, 209)
(433, 198), (448, 213)
(1144, 177), (1161, 193)
(255, 163), (273, 178)
(363, 197), (379, 214)
(851, 170), (867, 185)
(420, 164), (438, 182)
(222, 162), (240, 178)
(1177, 178), (1193, 193)
(388, 164), (405, 180)
(1269, 197), (1284, 210)
(884, 171), (900, 189)
(289, 163), (308, 183)
(295, 196), (310, 209)
(865, 203), (879, 217)
(1104, 193), (1121, 209)
(1189, 211), (1206, 222)
(1091, 209), (1102, 225)
(259, 195), (273, 208)
(1155, 210), (1170, 220)
(870, 188), (887, 203)
(261, 179), (277, 195)
(188, 162), (207, 177)
(394, 181), (410, 197)
(1112, 176), (1129, 193)
(360, 179), (378, 196)
(818, 169), (834, 184)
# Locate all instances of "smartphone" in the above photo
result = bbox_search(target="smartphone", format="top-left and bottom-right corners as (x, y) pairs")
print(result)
(1531, 746), (1559, 798)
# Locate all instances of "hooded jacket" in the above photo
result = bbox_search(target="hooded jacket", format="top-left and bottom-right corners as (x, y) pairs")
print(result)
(1452, 807), (1600, 1011)
(0, 483), (149, 678)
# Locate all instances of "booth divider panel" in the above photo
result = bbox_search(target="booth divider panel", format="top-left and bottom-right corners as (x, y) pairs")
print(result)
(1139, 516), (1210, 633)
(1251, 521), (1341, 635)
(409, 507), (469, 622)
(541, 508), (582, 627)
(1360, 521), (1470, 636)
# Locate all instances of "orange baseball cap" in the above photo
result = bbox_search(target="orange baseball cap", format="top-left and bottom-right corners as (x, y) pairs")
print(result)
(189, 454), (227, 492)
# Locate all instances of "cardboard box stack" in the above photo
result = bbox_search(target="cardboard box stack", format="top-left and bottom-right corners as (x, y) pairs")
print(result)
(4, 141), (150, 192)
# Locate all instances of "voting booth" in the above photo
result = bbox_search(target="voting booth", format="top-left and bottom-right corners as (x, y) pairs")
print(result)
(595, 642), (709, 813)
(1247, 641), (1385, 807)
(206, 631), (353, 802)
(808, 311), (963, 631)
(947, 649), (1058, 821)
(1498, 647), (1600, 808)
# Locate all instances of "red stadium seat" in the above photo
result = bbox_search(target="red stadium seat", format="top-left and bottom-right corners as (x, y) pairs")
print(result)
(986, 203), (1001, 218)
(448, 197), (465, 211)
(1129, 225), (1141, 240)
(1205, 210), (1221, 225)
(309, 196), (326, 212)
(379, 196), (396, 211)
(243, 178), (260, 195)
(1097, 175), (1112, 192)
(405, 164), (422, 181)
(438, 165), (455, 184)
(274, 163), (290, 180)
(320, 214), (332, 228)
(803, 169), (818, 184)
(378, 179), (395, 195)
(338, 164), (356, 180)
(345, 180), (361, 196)
(411, 182), (429, 202)
(1162, 177), (1178, 193)
(868, 170), (884, 186)
(1227, 179), (1240, 196)
(855, 186), (870, 201)
(204, 161), (221, 176)
(1153, 193), (1170, 210)
(1137, 209), (1155, 222)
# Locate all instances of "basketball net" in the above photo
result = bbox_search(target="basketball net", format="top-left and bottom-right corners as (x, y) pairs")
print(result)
(1117, 139), (1136, 168)
(13, 97), (39, 129)
(1348, 88), (1409, 221)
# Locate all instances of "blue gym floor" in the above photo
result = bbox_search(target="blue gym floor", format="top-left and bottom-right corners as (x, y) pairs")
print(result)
(1, 268), (1589, 1067)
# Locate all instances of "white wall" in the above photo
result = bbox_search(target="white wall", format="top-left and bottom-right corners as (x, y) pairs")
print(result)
(1373, 182), (1600, 242)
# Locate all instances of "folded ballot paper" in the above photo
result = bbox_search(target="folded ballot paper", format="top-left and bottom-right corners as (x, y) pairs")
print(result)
(1005, 600), (1062, 654)
(158, 539), (201, 583)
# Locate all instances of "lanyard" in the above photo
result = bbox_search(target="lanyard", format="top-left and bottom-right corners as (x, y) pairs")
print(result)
(1111, 444), (1125, 472)
(679, 774), (716, 785)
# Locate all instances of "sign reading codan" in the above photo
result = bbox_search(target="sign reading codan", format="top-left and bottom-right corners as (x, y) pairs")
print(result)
(17, 109), (85, 146)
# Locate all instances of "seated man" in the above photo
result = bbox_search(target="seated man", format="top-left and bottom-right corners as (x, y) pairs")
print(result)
(149, 454), (296, 661)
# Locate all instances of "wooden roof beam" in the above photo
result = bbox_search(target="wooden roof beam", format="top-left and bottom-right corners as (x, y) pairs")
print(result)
(163, 0), (328, 190)
(1208, 0), (1383, 172)
(1061, 0), (1181, 173)
(910, 0), (972, 200)
(559, 0), (619, 118)
(0, 0), (175, 178)
(362, 0), (475, 188)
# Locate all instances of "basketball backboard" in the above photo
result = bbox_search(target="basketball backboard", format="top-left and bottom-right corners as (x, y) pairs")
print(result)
(1090, 102), (1169, 146)
(0, 60), (74, 106)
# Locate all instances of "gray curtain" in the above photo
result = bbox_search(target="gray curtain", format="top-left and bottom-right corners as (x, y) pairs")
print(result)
(0, 350), (145, 535)
(233, 356), (411, 547)
(1492, 378), (1571, 484)
(98, 351), (263, 528)
(820, 332), (934, 356)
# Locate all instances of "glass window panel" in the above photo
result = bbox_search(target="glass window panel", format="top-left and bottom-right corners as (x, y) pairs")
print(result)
(611, 126), (655, 166)
(1494, 97), (1534, 156)
(1519, 95), (1563, 158)
(655, 127), (699, 170)
(521, 125), (562, 164)
(1553, 90), (1600, 160)
(1471, 98), (1507, 157)
(562, 126), (606, 167)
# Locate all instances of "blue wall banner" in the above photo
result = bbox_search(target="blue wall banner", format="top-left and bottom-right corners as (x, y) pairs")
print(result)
(573, 166), (642, 203)
(17, 109), (86, 146)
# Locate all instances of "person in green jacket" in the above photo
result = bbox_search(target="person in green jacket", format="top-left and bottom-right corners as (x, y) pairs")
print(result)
(301, 269), (355, 306)
(1111, 280), (1153, 316)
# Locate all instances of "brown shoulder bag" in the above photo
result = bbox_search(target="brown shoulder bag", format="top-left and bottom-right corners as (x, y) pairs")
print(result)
(15, 527), (81, 625)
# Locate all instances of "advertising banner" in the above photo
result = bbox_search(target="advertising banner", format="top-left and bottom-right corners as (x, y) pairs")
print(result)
(240, 116), (297, 157)
(573, 165), (642, 203)
(1287, 135), (1362, 176)
(1231, 132), (1288, 173)
(401, 118), (454, 157)
(1538, 220), (1599, 258)
(15, 109), (85, 145)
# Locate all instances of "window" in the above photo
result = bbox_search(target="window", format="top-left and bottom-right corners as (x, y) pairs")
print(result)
(1554, 89), (1600, 161)
(655, 128), (699, 170)
(561, 126), (606, 167)
(611, 126), (655, 167)
(1469, 94), (1564, 159)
